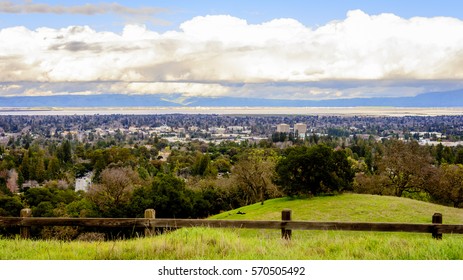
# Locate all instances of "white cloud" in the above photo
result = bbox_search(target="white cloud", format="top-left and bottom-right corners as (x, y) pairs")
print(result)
(1, 10), (463, 99)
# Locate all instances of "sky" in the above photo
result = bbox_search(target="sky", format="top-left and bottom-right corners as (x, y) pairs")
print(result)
(1, 0), (463, 102)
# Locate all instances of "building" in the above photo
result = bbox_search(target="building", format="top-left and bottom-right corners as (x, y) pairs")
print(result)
(209, 127), (226, 134)
(75, 172), (93, 192)
(294, 123), (307, 135)
(276, 123), (290, 133)
(227, 126), (245, 133)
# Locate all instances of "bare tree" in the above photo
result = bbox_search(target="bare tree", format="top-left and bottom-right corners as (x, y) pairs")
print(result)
(7, 169), (19, 193)
(87, 167), (140, 216)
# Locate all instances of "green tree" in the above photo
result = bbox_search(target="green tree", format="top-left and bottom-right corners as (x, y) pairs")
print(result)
(20, 151), (31, 181)
(0, 194), (24, 216)
(32, 156), (46, 183)
(455, 149), (463, 164)
(435, 143), (444, 164)
(24, 187), (55, 208)
(57, 140), (72, 164)
(275, 144), (354, 196)
(23, 187), (78, 217)
(47, 156), (61, 179)
(191, 153), (215, 177)
(65, 197), (99, 217)
(212, 157), (232, 173)
(129, 173), (193, 218)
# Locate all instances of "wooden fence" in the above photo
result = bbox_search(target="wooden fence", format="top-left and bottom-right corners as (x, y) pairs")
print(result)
(1, 208), (463, 240)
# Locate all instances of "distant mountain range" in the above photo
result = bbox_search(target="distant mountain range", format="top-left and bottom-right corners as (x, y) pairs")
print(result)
(2, 89), (463, 108)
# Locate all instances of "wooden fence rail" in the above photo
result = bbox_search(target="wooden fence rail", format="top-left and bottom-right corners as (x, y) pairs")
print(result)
(1, 209), (463, 240)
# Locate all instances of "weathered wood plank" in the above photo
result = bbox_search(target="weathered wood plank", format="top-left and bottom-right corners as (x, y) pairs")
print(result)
(149, 219), (438, 233)
(144, 209), (156, 236)
(20, 209), (32, 239)
(282, 209), (292, 239)
(432, 213), (443, 239)
(150, 219), (281, 229)
(436, 224), (463, 233)
(0, 217), (22, 226)
(0, 217), (151, 228)
(2, 217), (463, 234)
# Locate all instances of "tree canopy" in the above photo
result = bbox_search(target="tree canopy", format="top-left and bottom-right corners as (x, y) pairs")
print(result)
(275, 144), (354, 196)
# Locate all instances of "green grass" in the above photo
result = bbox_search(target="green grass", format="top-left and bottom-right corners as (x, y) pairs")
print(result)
(2, 194), (463, 260)
(2, 228), (463, 260)
(212, 194), (463, 224)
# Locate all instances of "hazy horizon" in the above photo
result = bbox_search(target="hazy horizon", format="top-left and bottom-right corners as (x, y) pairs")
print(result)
(2, 106), (463, 117)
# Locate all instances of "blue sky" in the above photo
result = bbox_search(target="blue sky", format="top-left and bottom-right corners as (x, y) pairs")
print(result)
(1, 0), (463, 102)
(3, 1), (463, 31)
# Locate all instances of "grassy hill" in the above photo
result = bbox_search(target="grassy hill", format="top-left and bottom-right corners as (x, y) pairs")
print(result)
(1, 194), (463, 260)
(212, 194), (463, 224)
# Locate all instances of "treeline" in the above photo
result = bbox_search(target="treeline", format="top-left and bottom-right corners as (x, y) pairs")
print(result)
(353, 139), (463, 207)
(0, 133), (352, 237)
(1, 132), (463, 239)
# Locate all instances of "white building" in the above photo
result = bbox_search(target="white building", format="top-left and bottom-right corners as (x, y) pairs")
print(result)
(209, 127), (226, 134)
(294, 123), (307, 135)
(75, 172), (93, 192)
(154, 125), (172, 133)
(227, 126), (244, 133)
(276, 123), (290, 133)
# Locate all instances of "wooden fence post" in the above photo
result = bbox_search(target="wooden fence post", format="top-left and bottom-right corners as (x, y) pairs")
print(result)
(281, 209), (292, 240)
(144, 209), (156, 237)
(20, 208), (32, 239)
(432, 213), (443, 240)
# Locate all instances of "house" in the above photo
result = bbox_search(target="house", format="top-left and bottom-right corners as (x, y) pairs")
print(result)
(75, 172), (93, 192)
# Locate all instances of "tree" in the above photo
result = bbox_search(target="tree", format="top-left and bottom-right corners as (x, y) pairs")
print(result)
(6, 169), (19, 193)
(0, 194), (24, 216)
(20, 151), (31, 181)
(87, 167), (141, 217)
(212, 157), (232, 173)
(456, 149), (463, 164)
(430, 164), (463, 208)
(24, 187), (55, 208)
(65, 197), (99, 217)
(232, 149), (280, 205)
(57, 140), (72, 164)
(275, 144), (354, 196)
(32, 156), (46, 182)
(129, 173), (193, 218)
(21, 186), (75, 217)
(191, 153), (215, 177)
(377, 140), (434, 197)
(353, 173), (394, 196)
(47, 156), (61, 179)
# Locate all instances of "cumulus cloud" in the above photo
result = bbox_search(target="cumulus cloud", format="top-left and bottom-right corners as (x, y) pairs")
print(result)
(1, 10), (463, 99)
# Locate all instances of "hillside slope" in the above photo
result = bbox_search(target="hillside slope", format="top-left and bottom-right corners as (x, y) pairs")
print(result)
(212, 194), (463, 224)
(2, 194), (463, 260)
